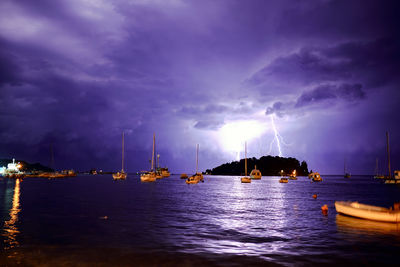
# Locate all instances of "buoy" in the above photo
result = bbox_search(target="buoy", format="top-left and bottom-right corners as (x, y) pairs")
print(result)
(321, 204), (328, 215)
(313, 194), (317, 199)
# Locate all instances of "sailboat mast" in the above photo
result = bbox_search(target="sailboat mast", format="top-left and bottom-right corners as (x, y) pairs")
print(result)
(344, 158), (345, 174)
(151, 134), (155, 172)
(245, 142), (247, 176)
(50, 143), (55, 170)
(122, 132), (124, 171)
(196, 144), (199, 174)
(386, 132), (391, 179)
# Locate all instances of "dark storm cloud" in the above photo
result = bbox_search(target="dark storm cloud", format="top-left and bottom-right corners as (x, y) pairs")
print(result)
(295, 83), (365, 108)
(266, 83), (365, 117)
(247, 37), (400, 90)
(194, 120), (224, 130)
(0, 50), (22, 86)
(276, 0), (400, 40)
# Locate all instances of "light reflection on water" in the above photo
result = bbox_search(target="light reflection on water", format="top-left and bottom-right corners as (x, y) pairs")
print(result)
(336, 214), (400, 236)
(2, 178), (21, 250)
(0, 174), (399, 265)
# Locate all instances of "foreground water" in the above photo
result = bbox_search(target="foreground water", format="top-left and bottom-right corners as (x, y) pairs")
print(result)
(1, 175), (399, 266)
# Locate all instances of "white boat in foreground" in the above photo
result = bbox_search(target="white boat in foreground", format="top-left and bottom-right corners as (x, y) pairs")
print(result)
(335, 201), (400, 223)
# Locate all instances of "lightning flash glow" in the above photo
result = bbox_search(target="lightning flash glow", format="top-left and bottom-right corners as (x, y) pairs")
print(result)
(217, 120), (267, 160)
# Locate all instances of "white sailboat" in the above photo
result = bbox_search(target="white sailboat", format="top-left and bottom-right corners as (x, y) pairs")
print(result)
(240, 142), (251, 183)
(140, 134), (156, 182)
(186, 144), (203, 184)
(250, 164), (262, 179)
(113, 132), (127, 180)
(383, 132), (400, 184)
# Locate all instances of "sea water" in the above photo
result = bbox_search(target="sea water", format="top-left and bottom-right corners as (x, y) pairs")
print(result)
(1, 175), (399, 266)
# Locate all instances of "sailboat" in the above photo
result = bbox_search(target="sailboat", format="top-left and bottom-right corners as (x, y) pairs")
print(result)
(344, 158), (351, 178)
(140, 134), (157, 182)
(250, 164), (262, 179)
(186, 144), (203, 184)
(155, 154), (163, 179)
(383, 132), (400, 184)
(240, 142), (251, 183)
(374, 158), (384, 179)
(157, 154), (171, 177)
(113, 132), (127, 180)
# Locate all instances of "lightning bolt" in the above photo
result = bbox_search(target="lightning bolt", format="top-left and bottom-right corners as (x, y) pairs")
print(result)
(270, 114), (283, 157)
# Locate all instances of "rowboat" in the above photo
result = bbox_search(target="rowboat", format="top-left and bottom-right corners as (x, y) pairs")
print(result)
(335, 201), (400, 223)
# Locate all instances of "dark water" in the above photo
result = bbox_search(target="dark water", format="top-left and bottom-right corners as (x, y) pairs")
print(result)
(1, 175), (400, 266)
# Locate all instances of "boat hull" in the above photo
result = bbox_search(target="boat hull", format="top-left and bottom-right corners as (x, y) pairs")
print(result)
(241, 177), (251, 183)
(335, 201), (400, 223)
(140, 173), (156, 182)
(186, 179), (199, 184)
(250, 170), (262, 179)
(385, 179), (400, 184)
(113, 172), (127, 180)
(161, 171), (170, 177)
(186, 173), (203, 184)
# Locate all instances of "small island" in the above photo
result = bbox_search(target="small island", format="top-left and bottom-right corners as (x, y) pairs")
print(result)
(206, 155), (309, 176)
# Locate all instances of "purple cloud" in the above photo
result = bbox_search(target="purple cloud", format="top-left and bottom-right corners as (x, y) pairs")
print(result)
(0, 0), (399, 174)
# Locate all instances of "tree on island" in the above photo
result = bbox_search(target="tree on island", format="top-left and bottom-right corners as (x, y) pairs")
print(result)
(208, 155), (309, 176)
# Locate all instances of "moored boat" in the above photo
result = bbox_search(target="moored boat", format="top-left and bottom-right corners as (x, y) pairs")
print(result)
(140, 134), (157, 182)
(186, 144), (203, 184)
(250, 165), (262, 179)
(186, 174), (199, 184)
(155, 172), (163, 179)
(240, 142), (251, 183)
(309, 172), (322, 182)
(48, 172), (66, 178)
(344, 159), (351, 178)
(161, 168), (170, 177)
(141, 171), (156, 182)
(180, 173), (188, 179)
(335, 201), (400, 223)
(289, 170), (297, 180)
(279, 177), (288, 183)
(382, 132), (399, 184)
(113, 131), (127, 180)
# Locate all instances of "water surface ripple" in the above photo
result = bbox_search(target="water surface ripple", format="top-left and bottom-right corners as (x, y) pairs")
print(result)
(1, 175), (399, 266)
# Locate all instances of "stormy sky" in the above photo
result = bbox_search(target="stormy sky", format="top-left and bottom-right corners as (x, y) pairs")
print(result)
(1, 0), (399, 174)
